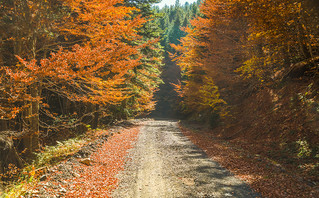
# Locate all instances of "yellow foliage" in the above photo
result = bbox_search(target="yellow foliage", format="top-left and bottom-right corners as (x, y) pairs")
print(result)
(198, 77), (226, 109)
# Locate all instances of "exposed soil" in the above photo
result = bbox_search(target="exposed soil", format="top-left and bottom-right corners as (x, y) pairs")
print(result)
(112, 120), (260, 198)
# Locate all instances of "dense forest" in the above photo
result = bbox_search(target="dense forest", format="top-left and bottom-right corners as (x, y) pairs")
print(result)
(151, 0), (201, 118)
(173, 0), (319, 188)
(0, 0), (163, 177)
(1, 0), (319, 196)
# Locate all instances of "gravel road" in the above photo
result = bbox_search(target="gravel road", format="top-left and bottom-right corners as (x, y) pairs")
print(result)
(112, 120), (260, 198)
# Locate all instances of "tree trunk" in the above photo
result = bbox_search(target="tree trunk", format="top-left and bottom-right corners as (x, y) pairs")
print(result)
(23, 85), (40, 158)
(0, 135), (24, 174)
(0, 120), (8, 131)
(91, 105), (100, 129)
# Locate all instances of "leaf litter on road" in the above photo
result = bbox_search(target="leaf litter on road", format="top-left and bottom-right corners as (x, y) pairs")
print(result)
(27, 125), (140, 198)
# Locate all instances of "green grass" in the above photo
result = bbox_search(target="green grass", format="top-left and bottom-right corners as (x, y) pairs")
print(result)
(35, 138), (86, 167)
(1, 137), (87, 198)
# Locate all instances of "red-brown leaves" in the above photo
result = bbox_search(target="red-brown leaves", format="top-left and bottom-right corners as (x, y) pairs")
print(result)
(30, 127), (140, 197)
(180, 125), (319, 198)
(64, 127), (139, 197)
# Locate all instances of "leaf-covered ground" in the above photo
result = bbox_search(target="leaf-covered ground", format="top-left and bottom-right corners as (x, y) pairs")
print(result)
(27, 124), (140, 197)
(179, 124), (319, 198)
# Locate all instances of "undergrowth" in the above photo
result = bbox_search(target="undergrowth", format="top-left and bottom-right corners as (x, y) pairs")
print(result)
(1, 136), (87, 198)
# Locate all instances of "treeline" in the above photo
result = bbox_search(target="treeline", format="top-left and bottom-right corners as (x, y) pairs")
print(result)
(174, 0), (319, 152)
(151, 0), (200, 117)
(155, 0), (200, 52)
(0, 0), (163, 171)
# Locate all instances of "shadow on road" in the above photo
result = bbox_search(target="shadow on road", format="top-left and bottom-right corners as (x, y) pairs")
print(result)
(150, 120), (261, 198)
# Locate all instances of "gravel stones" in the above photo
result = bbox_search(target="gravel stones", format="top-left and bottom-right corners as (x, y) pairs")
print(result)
(112, 120), (261, 198)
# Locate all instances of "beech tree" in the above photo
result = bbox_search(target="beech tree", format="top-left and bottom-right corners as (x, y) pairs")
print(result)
(235, 0), (319, 82)
(0, 0), (157, 161)
(0, 0), (64, 157)
(173, 0), (319, 132)
(172, 0), (242, 123)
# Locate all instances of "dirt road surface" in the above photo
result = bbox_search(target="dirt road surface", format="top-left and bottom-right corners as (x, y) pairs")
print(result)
(112, 120), (260, 198)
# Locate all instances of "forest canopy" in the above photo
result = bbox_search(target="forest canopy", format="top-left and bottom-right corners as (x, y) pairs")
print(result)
(0, 0), (163, 165)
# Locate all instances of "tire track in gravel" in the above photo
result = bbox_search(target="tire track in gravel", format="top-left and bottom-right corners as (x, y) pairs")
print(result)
(112, 120), (261, 198)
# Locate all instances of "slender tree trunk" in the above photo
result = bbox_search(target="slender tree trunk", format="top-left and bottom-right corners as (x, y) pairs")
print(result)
(0, 136), (24, 175)
(63, 97), (71, 115)
(0, 120), (8, 131)
(91, 105), (99, 129)
(23, 84), (40, 157)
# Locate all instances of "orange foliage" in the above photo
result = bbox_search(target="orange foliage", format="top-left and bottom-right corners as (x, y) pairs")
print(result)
(173, 0), (319, 118)
(233, 0), (319, 82)
(172, 0), (239, 118)
(1, 0), (150, 119)
(61, 0), (145, 42)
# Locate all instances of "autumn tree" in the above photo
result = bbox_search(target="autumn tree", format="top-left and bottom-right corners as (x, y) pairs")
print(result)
(173, 0), (319, 159)
(0, 0), (65, 157)
(108, 0), (164, 119)
(173, 0), (319, 123)
(0, 0), (156, 165)
(172, 0), (243, 124)
(235, 0), (319, 83)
